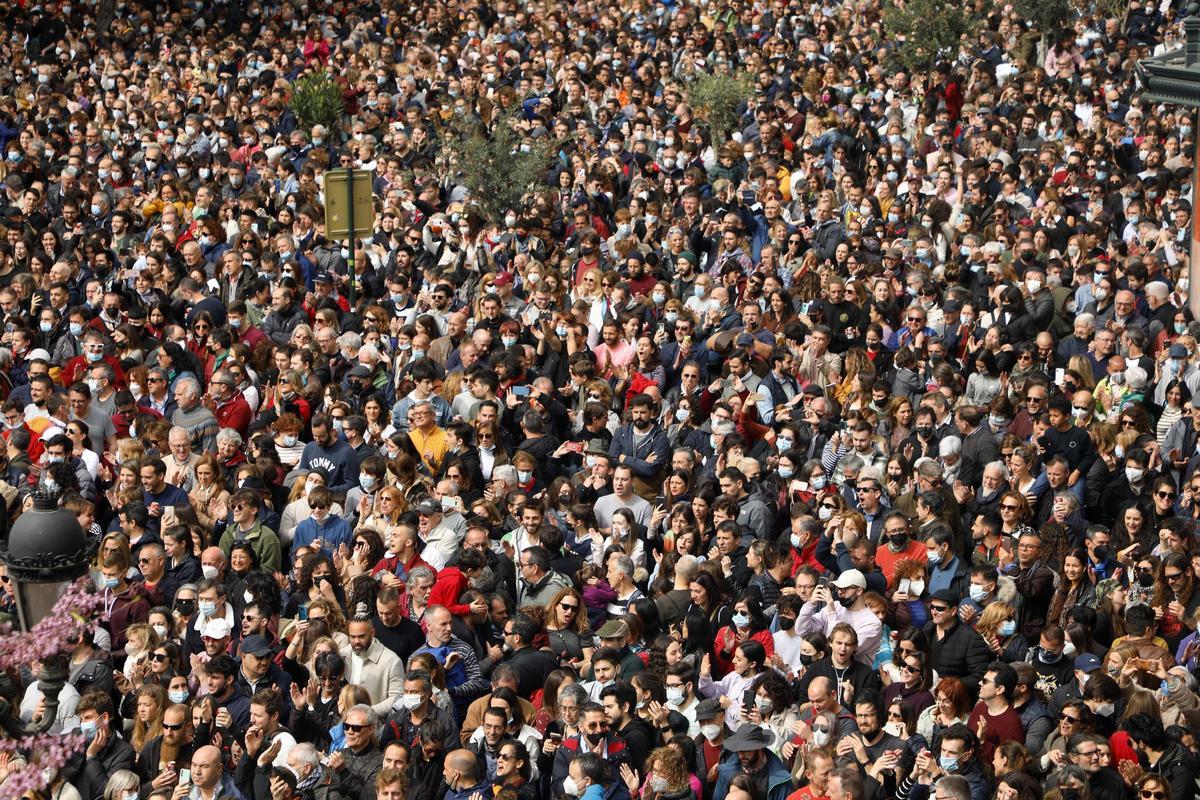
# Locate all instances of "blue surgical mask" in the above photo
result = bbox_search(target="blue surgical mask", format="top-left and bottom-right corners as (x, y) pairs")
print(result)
(360, 475), (377, 493)
(80, 720), (98, 740)
(517, 469), (532, 483)
(169, 689), (189, 704)
(731, 612), (750, 628)
(776, 437), (793, 451)
(103, 576), (119, 589)
(938, 755), (958, 772)
(69, 322), (83, 336)
(198, 600), (216, 616)
(778, 466), (793, 479)
(999, 620), (1016, 637)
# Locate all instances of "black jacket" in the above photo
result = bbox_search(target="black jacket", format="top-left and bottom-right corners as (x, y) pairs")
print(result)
(63, 729), (137, 800)
(617, 716), (659, 771)
(1148, 742), (1198, 800)
(923, 619), (992, 695)
(503, 646), (559, 697)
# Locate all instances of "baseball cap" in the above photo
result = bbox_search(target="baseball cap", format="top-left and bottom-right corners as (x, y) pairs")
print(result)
(240, 634), (273, 657)
(202, 618), (232, 639)
(831, 569), (867, 590)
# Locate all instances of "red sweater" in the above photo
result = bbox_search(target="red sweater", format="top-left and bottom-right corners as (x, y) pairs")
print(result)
(712, 626), (774, 676)
(967, 702), (1025, 764)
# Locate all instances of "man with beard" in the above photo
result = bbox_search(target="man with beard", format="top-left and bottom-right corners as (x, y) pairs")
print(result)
(607, 393), (670, 499)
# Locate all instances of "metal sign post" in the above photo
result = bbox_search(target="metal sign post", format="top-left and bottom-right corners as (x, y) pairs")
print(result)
(323, 168), (376, 310)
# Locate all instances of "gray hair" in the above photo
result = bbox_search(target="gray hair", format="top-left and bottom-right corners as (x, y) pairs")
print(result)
(407, 565), (435, 587)
(492, 465), (518, 486)
(938, 436), (962, 457)
(983, 460), (1010, 480)
(675, 555), (700, 582)
(216, 428), (243, 447)
(1075, 312), (1095, 330)
(338, 331), (363, 350)
(933, 775), (971, 800)
(345, 703), (379, 727)
(176, 376), (201, 397)
(290, 742), (321, 769)
(358, 343), (380, 364)
(611, 554), (635, 580)
(559, 682), (588, 708)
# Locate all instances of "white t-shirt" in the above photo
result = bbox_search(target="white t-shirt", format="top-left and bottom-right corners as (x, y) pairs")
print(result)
(773, 629), (807, 673)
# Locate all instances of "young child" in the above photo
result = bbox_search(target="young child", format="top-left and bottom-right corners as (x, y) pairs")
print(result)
(578, 561), (617, 632)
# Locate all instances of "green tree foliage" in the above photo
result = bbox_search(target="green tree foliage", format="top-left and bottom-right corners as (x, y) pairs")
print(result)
(1011, 0), (1071, 37)
(441, 109), (560, 222)
(687, 71), (753, 144)
(883, 0), (980, 76)
(289, 71), (344, 134)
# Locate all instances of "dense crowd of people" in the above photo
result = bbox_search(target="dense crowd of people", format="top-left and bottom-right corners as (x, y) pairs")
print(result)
(1, 1), (1200, 800)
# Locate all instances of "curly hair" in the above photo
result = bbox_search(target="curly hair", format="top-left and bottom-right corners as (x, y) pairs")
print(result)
(646, 746), (689, 793)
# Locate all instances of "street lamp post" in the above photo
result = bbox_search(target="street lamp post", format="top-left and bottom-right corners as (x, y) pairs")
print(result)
(0, 490), (95, 737)
(1137, 4), (1200, 317)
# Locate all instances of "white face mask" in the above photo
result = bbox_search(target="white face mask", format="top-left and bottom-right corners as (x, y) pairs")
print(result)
(700, 724), (722, 741)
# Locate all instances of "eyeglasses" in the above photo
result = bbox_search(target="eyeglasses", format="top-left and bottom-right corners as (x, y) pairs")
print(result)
(1157, 491), (1177, 499)
(560, 603), (580, 612)
(1061, 713), (1080, 723)
(1165, 571), (1185, 581)
(150, 653), (169, 662)
(1141, 790), (1168, 800)
(162, 722), (185, 731)
(343, 723), (370, 732)
(498, 753), (518, 761)
(1072, 748), (1101, 759)
(929, 605), (949, 613)
(1000, 504), (1020, 511)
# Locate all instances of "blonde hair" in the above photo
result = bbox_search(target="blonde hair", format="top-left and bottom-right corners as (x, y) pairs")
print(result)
(977, 601), (1015, 640)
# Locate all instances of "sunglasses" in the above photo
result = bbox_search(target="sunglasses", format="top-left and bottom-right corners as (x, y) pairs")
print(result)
(1157, 491), (1177, 499)
(162, 722), (185, 731)
(343, 723), (370, 732)
(560, 603), (579, 612)
(1141, 791), (1167, 800)
(149, 653), (169, 662)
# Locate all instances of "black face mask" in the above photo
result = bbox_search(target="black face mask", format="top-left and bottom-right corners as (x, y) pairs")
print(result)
(1137, 571), (1154, 588)
(798, 653), (816, 666)
(777, 615), (796, 631)
(889, 533), (909, 550)
(1092, 546), (1108, 562)
(586, 732), (605, 746)
(175, 599), (196, 616)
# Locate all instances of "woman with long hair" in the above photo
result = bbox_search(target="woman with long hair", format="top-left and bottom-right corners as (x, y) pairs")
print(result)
(688, 571), (731, 640)
(544, 588), (595, 675)
(883, 647), (935, 717)
(129, 683), (167, 753)
(1047, 547), (1098, 629)
(1154, 552), (1200, 650)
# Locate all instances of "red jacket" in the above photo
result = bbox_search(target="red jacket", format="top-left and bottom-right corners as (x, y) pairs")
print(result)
(60, 354), (126, 389)
(105, 582), (152, 658)
(213, 393), (253, 439)
(712, 626), (774, 676)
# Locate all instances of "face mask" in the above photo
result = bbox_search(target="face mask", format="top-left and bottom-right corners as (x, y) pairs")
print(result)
(1039, 647), (1062, 664)
(1094, 287), (1108, 302)
(926, 548), (941, 565)
(675, 408), (690, 422)
(777, 437), (793, 451)
(666, 687), (685, 706)
(80, 720), (98, 741)
(908, 580), (925, 596)
(968, 585), (989, 603)
(360, 475), (377, 493)
(1126, 467), (1144, 483)
(281, 435), (298, 447)
(39, 321), (53, 333)
(198, 600), (216, 616)
(889, 533), (909, 550)
(838, 593), (856, 609)
(790, 533), (803, 549)
(243, 590), (254, 604)
(755, 696), (773, 712)
(86, 350), (104, 363)
(562, 777), (581, 797)
(502, 336), (517, 348)
(939, 755), (958, 772)
(999, 620), (1017, 637)
(779, 466), (794, 480)
(1063, 641), (1077, 658)
(1026, 279), (1042, 293)
(884, 722), (904, 737)
(169, 689), (189, 704)
(652, 292), (666, 305)
(818, 506), (832, 521)
(693, 285), (705, 298)
(1177, 322), (1189, 334)
(731, 612), (750, 629)
(700, 724), (722, 741)
(402, 693), (424, 710)
(812, 728), (831, 746)
(1094, 701), (1115, 717)
(811, 475), (826, 490)
(103, 577), (119, 590)
(152, 624), (169, 639)
(68, 322), (84, 337)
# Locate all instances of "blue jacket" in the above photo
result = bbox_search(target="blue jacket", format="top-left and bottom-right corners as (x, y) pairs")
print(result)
(299, 437), (362, 494)
(714, 750), (792, 800)
(608, 423), (670, 480)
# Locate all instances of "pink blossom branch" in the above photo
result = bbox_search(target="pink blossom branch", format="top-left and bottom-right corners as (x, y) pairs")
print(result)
(0, 731), (87, 797)
(0, 578), (102, 671)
